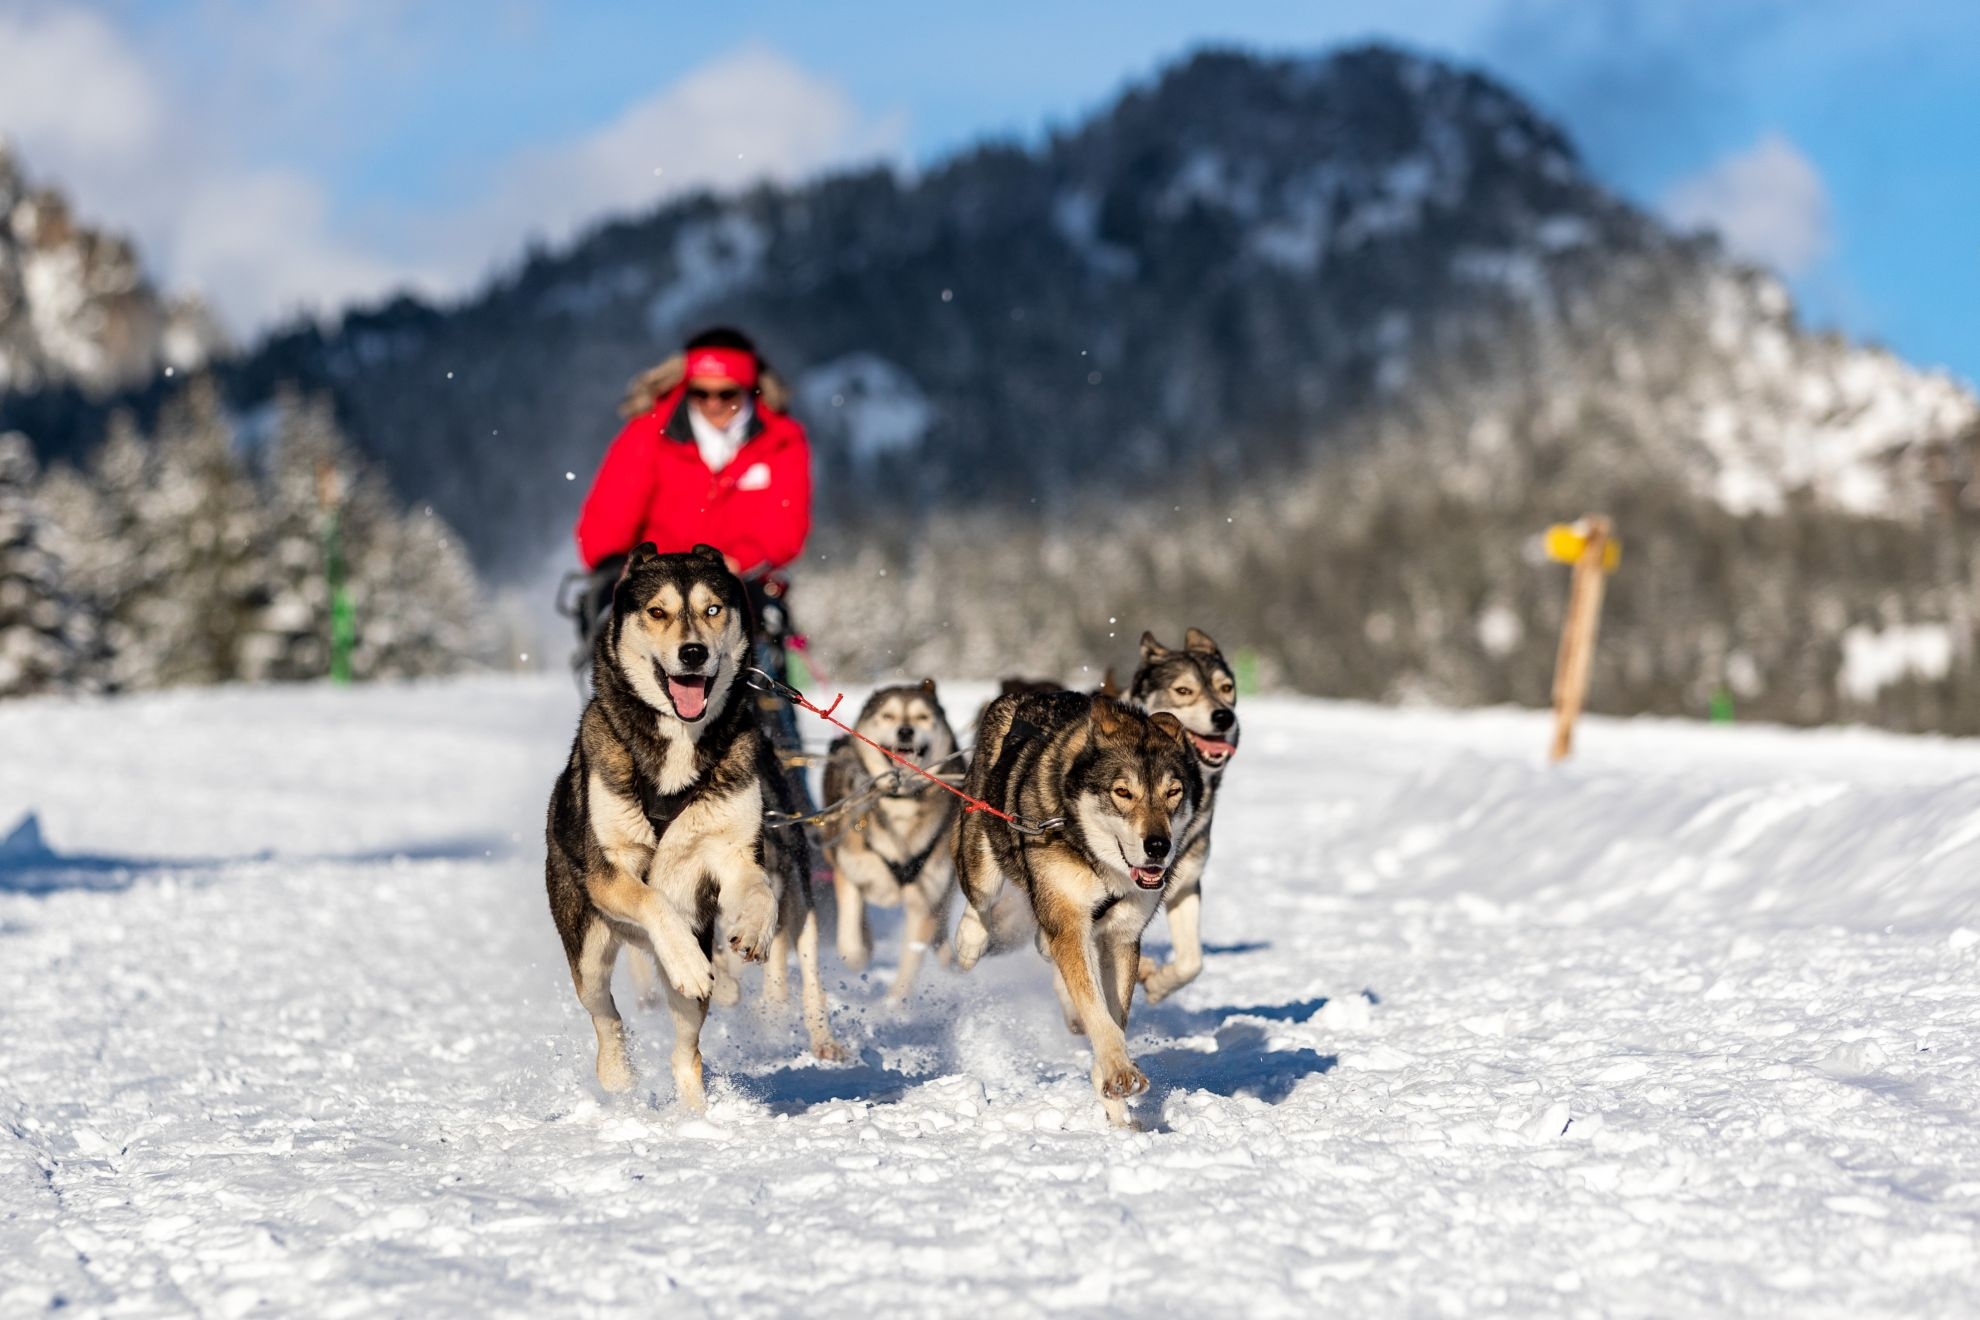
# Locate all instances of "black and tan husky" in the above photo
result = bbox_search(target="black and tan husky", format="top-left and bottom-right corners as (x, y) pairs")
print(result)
(544, 543), (835, 1105)
(952, 691), (1202, 1126)
(1126, 629), (1240, 1002)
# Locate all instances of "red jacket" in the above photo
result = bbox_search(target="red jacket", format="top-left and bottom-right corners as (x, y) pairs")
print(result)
(575, 385), (812, 575)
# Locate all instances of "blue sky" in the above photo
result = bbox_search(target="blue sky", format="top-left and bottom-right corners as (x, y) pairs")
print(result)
(2, 1), (1975, 385)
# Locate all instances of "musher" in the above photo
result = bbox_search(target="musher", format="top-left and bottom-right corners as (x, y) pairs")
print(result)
(565, 325), (816, 801)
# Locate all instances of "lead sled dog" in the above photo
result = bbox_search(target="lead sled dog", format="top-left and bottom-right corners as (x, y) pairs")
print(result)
(953, 690), (1202, 1125)
(544, 543), (836, 1105)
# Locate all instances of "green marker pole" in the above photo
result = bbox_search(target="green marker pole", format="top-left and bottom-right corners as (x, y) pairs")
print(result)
(1234, 645), (1261, 696)
(318, 464), (354, 685)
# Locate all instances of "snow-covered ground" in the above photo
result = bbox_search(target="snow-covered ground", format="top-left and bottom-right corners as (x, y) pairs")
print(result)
(5, 676), (1980, 1316)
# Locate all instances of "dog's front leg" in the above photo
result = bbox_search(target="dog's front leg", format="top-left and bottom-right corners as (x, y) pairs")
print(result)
(658, 973), (710, 1110)
(1043, 918), (1145, 1127)
(830, 858), (878, 971)
(711, 845), (779, 963)
(584, 868), (712, 1002)
(1140, 885), (1204, 1003)
(888, 879), (942, 1003)
(952, 816), (1002, 971)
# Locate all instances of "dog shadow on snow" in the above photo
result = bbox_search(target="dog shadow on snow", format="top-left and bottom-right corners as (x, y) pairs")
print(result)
(739, 928), (1344, 1118)
(1137, 1021), (1337, 1113)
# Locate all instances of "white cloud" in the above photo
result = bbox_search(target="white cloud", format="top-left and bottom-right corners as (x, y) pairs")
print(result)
(416, 45), (907, 291)
(0, 9), (903, 335)
(0, 8), (158, 160)
(1662, 133), (1833, 276)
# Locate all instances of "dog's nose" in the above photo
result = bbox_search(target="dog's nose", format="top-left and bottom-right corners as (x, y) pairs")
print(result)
(1142, 836), (1170, 861)
(677, 643), (709, 670)
(896, 724), (915, 743)
(1211, 707), (1235, 732)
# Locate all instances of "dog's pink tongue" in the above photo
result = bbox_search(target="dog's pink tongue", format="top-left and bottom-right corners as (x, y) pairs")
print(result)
(1132, 865), (1165, 889)
(1191, 733), (1237, 759)
(668, 675), (708, 719)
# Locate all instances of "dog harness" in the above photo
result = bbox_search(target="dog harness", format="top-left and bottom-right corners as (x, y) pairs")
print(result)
(883, 831), (947, 889)
(637, 778), (697, 841)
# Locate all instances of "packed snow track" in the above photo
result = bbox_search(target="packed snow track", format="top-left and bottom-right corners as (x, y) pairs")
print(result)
(4, 677), (1980, 1315)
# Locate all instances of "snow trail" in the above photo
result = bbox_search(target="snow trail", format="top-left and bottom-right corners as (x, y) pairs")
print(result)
(3, 677), (1979, 1315)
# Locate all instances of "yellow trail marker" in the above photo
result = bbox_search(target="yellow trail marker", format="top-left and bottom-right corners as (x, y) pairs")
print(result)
(1547, 515), (1617, 762)
(1545, 523), (1622, 571)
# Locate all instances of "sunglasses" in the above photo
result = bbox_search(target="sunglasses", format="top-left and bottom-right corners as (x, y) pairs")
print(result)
(688, 386), (745, 404)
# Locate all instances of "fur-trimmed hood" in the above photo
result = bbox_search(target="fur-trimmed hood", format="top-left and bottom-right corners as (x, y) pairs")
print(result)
(620, 353), (791, 419)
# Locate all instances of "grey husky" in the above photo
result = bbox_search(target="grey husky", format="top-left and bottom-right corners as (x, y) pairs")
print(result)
(544, 543), (836, 1105)
(818, 680), (962, 1001)
(1127, 629), (1241, 1002)
(953, 690), (1202, 1126)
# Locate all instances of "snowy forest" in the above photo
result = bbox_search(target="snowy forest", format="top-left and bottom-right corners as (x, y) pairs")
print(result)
(0, 379), (487, 698)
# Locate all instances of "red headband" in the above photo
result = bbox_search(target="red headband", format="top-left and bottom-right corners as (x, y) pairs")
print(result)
(684, 347), (758, 388)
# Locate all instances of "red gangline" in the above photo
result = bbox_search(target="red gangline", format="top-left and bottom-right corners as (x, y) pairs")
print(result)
(778, 682), (1019, 825)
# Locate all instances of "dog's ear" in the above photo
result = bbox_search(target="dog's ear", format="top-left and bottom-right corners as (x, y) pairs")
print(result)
(1089, 694), (1126, 738)
(1098, 667), (1121, 698)
(1184, 627), (1220, 656)
(625, 542), (661, 576)
(1139, 631), (1170, 663)
(689, 543), (725, 565)
(1148, 711), (1186, 745)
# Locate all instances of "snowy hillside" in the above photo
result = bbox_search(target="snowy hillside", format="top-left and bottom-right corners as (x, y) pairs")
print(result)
(5, 677), (1980, 1314)
(8, 46), (1980, 733)
(0, 139), (221, 397)
(14, 48), (1976, 569)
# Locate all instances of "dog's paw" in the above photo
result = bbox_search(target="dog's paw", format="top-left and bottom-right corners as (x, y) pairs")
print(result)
(811, 1035), (849, 1063)
(725, 886), (778, 963)
(837, 932), (872, 971)
(665, 948), (715, 1002)
(1097, 1059), (1148, 1100)
(1137, 954), (1159, 984)
(595, 1048), (634, 1094)
(953, 909), (989, 971)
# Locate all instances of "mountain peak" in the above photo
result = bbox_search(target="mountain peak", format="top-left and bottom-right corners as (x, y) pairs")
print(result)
(0, 143), (225, 397)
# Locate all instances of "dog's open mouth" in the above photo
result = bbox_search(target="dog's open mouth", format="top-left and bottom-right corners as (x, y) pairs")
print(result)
(1120, 845), (1167, 890)
(665, 672), (712, 721)
(1189, 731), (1238, 768)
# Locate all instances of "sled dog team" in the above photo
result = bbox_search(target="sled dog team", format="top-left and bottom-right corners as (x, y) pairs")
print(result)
(545, 544), (1242, 1126)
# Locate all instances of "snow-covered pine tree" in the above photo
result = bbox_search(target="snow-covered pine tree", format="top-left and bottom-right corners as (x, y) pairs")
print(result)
(347, 499), (488, 680)
(246, 390), (393, 681)
(37, 411), (154, 690)
(138, 377), (268, 688)
(253, 387), (487, 682)
(0, 431), (94, 697)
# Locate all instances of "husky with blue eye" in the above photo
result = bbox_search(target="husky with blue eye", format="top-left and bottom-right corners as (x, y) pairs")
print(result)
(544, 542), (835, 1105)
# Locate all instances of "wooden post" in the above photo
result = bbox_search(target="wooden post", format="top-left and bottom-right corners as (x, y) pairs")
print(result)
(1549, 515), (1612, 762)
